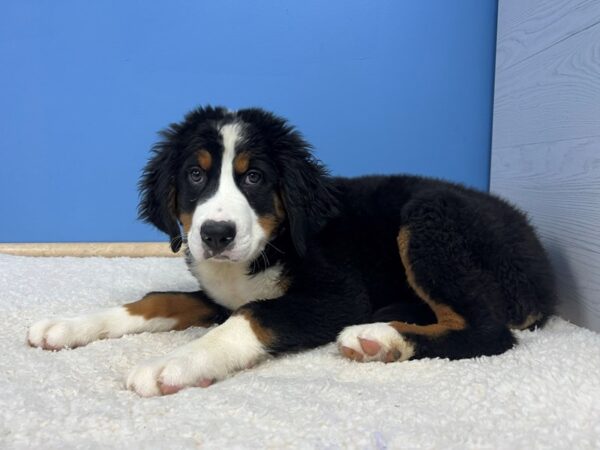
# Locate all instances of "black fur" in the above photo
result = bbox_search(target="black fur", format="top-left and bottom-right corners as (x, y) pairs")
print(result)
(138, 136), (182, 252)
(140, 106), (556, 361)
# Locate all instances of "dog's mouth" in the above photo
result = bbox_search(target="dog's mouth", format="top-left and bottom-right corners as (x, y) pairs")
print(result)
(212, 254), (232, 261)
(202, 248), (251, 263)
(203, 250), (234, 262)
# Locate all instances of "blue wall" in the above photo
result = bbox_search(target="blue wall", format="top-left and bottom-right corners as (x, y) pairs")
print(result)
(0, 1), (498, 243)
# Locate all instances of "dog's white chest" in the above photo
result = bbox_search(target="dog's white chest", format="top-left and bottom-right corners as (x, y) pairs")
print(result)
(189, 260), (285, 310)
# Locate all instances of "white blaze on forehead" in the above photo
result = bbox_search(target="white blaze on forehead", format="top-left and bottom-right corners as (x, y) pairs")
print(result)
(209, 122), (246, 222)
(220, 122), (242, 162)
(214, 123), (242, 220)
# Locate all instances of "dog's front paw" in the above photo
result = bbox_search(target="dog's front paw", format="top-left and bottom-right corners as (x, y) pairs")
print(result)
(337, 323), (415, 363)
(126, 315), (268, 397)
(27, 317), (96, 350)
(126, 349), (218, 397)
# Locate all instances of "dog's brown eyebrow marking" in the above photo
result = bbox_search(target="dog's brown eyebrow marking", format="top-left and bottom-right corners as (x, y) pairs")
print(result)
(197, 150), (212, 171)
(233, 152), (250, 174)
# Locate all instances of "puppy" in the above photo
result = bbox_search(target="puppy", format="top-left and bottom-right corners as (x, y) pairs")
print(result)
(28, 106), (556, 396)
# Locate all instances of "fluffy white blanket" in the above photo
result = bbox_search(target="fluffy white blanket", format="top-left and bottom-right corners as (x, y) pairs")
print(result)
(1, 255), (599, 449)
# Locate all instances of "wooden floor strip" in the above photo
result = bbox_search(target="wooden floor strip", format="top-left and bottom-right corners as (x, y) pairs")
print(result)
(0, 243), (179, 257)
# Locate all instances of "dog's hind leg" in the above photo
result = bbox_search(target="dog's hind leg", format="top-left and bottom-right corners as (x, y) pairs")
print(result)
(338, 193), (519, 363)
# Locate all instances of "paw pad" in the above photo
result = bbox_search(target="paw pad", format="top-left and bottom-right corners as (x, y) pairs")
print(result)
(337, 323), (414, 363)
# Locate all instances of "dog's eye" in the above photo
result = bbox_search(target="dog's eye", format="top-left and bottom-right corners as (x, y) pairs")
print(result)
(243, 170), (263, 186)
(188, 167), (206, 184)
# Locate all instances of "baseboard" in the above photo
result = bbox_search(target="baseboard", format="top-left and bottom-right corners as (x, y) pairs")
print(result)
(0, 242), (179, 257)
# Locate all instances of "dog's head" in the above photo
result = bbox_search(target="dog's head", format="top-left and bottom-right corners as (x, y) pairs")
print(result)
(139, 106), (338, 263)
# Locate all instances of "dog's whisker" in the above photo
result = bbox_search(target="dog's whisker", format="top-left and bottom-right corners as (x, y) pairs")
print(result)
(260, 250), (269, 269)
(266, 241), (285, 254)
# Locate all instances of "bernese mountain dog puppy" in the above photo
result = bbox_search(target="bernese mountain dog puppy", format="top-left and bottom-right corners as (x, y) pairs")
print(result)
(28, 106), (556, 397)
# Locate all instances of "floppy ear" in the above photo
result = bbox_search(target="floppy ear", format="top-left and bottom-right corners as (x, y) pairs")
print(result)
(138, 134), (183, 253)
(276, 132), (339, 257)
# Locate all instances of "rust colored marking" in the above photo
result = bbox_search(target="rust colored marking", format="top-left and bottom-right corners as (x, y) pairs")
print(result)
(258, 214), (279, 238)
(395, 227), (467, 337)
(198, 150), (212, 171)
(236, 309), (274, 346)
(233, 152), (250, 174)
(258, 193), (287, 240)
(179, 213), (193, 234)
(125, 292), (220, 330)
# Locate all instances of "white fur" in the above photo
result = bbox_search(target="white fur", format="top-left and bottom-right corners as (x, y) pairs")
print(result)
(127, 315), (267, 397)
(337, 323), (415, 362)
(188, 260), (285, 310)
(27, 307), (177, 350)
(187, 122), (267, 263)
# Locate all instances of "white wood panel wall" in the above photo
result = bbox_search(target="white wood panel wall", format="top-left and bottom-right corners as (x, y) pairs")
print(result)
(490, 0), (600, 331)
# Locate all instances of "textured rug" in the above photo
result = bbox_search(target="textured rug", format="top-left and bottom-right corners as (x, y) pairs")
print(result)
(1, 254), (599, 449)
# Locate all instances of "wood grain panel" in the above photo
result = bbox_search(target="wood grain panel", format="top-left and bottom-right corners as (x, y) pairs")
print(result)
(491, 139), (600, 330)
(493, 21), (600, 149)
(492, 0), (600, 331)
(496, 0), (600, 71)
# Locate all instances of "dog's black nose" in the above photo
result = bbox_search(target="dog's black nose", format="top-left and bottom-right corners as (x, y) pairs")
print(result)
(200, 220), (236, 254)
